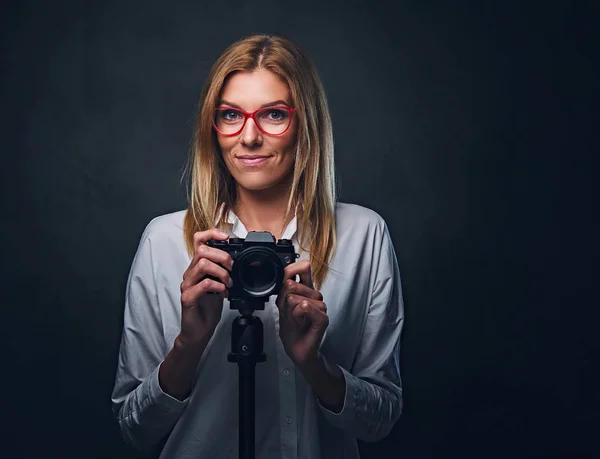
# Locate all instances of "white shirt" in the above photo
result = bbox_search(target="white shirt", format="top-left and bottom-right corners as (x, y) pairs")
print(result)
(111, 202), (404, 458)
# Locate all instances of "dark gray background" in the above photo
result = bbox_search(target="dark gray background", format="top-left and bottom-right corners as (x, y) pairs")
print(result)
(1, 1), (597, 458)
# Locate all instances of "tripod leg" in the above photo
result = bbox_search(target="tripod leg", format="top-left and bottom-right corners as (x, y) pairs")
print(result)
(239, 362), (255, 459)
(229, 312), (266, 459)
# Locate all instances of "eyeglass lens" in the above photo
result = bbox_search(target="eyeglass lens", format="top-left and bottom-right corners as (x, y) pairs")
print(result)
(214, 108), (291, 135)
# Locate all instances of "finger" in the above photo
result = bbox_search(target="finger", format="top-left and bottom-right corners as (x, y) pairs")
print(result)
(181, 278), (228, 306)
(279, 278), (323, 302)
(184, 242), (234, 283)
(290, 298), (310, 327)
(193, 228), (229, 247)
(283, 260), (312, 284)
(290, 300), (328, 331)
(184, 228), (231, 278)
(191, 228), (233, 267)
(303, 302), (329, 335)
(298, 263), (314, 290)
(194, 243), (234, 270)
(183, 257), (233, 292)
(291, 297), (326, 314)
(279, 292), (305, 319)
(286, 295), (327, 323)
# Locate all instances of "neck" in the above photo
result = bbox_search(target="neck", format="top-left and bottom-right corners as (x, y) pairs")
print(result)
(233, 175), (296, 240)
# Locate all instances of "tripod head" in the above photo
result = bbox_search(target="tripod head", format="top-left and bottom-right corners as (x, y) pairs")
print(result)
(227, 298), (267, 365)
(229, 298), (267, 316)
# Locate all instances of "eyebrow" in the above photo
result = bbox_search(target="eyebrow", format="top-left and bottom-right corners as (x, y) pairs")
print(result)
(218, 99), (291, 109)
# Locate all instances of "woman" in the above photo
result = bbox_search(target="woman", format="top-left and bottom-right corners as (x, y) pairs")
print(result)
(111, 34), (404, 459)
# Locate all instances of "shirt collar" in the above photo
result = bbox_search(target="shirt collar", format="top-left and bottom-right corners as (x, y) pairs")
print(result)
(218, 204), (298, 241)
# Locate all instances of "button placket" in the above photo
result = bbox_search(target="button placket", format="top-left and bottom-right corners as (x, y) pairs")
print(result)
(269, 296), (298, 458)
(272, 301), (298, 459)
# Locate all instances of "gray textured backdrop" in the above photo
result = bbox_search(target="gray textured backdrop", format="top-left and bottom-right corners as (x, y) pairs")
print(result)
(1, 1), (597, 458)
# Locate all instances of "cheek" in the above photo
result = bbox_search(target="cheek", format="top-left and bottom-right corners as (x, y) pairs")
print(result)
(272, 140), (296, 168)
(276, 128), (298, 155)
(217, 139), (236, 162)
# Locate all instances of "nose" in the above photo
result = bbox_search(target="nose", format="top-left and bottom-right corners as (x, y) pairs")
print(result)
(239, 117), (262, 147)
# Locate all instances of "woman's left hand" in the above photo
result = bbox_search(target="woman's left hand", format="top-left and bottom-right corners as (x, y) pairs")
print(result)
(275, 260), (328, 368)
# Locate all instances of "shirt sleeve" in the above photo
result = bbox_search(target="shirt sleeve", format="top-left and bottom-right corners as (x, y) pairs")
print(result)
(317, 219), (404, 442)
(111, 225), (189, 454)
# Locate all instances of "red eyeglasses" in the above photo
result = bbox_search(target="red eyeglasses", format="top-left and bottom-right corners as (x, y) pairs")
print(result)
(213, 105), (296, 137)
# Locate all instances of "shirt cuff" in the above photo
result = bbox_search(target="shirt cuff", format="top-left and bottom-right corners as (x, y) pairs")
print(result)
(316, 365), (357, 424)
(149, 361), (191, 410)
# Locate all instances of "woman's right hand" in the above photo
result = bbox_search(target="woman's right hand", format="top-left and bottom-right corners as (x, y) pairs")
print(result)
(178, 228), (234, 347)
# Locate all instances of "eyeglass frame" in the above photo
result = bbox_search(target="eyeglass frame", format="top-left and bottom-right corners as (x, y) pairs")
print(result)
(212, 105), (297, 137)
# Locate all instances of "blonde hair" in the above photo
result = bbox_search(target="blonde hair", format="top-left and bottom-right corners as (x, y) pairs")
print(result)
(182, 34), (337, 290)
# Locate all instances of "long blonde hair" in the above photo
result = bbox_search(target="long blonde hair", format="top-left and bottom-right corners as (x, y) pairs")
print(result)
(182, 34), (337, 290)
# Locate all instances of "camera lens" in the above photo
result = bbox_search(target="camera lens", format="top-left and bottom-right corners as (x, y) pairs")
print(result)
(238, 251), (280, 297)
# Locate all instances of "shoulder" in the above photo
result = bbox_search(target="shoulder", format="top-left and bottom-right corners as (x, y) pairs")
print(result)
(334, 201), (387, 233)
(140, 209), (187, 244)
(127, 210), (188, 270)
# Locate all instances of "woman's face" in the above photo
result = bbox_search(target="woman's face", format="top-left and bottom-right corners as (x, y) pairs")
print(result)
(215, 68), (298, 192)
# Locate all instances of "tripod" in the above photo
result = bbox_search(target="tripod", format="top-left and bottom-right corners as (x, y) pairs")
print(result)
(227, 298), (267, 459)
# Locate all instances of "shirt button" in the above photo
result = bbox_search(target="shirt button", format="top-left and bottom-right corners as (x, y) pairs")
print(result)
(283, 368), (290, 376)
(285, 416), (291, 425)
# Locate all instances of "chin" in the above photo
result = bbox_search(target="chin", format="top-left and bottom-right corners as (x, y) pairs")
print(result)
(236, 179), (279, 191)
(233, 171), (290, 191)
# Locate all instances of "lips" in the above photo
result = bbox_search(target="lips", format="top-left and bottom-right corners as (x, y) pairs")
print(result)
(237, 156), (271, 166)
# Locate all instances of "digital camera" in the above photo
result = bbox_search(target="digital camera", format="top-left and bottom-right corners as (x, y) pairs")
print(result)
(206, 231), (298, 309)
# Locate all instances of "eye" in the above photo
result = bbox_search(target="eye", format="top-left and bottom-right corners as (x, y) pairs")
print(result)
(219, 109), (242, 122)
(260, 108), (288, 122)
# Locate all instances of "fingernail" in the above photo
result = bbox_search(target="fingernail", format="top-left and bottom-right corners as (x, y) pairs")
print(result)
(227, 278), (233, 288)
(219, 231), (228, 237)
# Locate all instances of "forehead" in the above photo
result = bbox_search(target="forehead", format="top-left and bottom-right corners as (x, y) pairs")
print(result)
(220, 68), (291, 108)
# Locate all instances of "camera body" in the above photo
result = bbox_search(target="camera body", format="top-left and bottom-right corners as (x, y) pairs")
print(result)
(206, 231), (298, 310)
